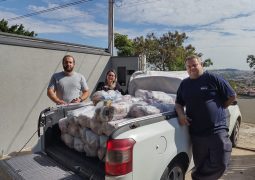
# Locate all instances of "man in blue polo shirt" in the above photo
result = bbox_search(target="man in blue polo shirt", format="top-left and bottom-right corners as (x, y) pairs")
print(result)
(175, 55), (236, 180)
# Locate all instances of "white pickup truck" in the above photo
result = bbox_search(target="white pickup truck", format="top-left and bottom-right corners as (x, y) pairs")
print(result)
(0, 71), (242, 180)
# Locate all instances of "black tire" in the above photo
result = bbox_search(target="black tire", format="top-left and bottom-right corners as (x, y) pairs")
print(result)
(160, 160), (185, 180)
(230, 120), (240, 147)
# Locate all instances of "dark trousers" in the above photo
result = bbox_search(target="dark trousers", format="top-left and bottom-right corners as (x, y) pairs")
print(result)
(191, 131), (232, 180)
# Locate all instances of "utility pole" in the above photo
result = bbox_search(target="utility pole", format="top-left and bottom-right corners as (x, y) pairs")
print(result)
(108, 0), (114, 56)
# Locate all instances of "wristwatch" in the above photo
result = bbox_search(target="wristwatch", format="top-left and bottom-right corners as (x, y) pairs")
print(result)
(79, 97), (83, 102)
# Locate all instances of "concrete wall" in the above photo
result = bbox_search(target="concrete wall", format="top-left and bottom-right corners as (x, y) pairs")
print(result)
(0, 32), (112, 155)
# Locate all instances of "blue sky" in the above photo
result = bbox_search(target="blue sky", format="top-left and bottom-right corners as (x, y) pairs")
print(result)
(1, 0), (255, 70)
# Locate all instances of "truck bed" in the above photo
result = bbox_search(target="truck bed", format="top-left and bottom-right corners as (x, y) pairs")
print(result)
(46, 143), (105, 179)
(45, 121), (105, 179)
(0, 121), (105, 180)
(0, 104), (177, 180)
(44, 110), (176, 180)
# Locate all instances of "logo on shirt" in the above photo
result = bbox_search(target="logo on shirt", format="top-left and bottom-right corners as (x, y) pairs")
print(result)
(200, 86), (208, 90)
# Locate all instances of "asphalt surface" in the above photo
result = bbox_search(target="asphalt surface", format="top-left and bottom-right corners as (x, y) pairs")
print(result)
(185, 147), (255, 180)
(237, 97), (255, 124)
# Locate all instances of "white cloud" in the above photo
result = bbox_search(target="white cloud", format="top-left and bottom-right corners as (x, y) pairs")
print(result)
(0, 3), (107, 37)
(74, 21), (107, 37)
(1, 0), (255, 70)
(0, 10), (70, 33)
(116, 0), (255, 26)
(27, 3), (93, 20)
(22, 2), (108, 37)
(113, 0), (255, 70)
(185, 28), (255, 70)
(0, 11), (16, 20)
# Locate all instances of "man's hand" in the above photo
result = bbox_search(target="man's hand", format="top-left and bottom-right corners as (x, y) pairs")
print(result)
(70, 90), (89, 104)
(56, 99), (67, 105)
(224, 95), (236, 108)
(178, 115), (191, 126)
(175, 103), (191, 126)
(47, 88), (67, 105)
(70, 97), (82, 103)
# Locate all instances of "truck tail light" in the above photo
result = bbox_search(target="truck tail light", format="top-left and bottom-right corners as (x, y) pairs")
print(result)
(105, 138), (136, 176)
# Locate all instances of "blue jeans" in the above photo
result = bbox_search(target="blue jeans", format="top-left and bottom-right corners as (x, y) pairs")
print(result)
(191, 131), (232, 180)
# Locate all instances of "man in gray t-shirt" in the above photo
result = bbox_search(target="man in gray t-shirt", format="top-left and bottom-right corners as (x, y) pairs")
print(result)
(47, 55), (89, 105)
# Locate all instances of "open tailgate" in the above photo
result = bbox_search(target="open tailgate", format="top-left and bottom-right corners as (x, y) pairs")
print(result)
(0, 153), (82, 180)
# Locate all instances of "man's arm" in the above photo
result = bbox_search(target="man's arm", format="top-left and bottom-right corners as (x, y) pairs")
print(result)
(47, 88), (66, 105)
(75, 75), (90, 102)
(175, 103), (190, 126)
(80, 89), (90, 102)
(71, 89), (90, 103)
(224, 94), (237, 108)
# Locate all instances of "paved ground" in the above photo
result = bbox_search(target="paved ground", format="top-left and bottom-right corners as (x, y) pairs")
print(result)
(186, 122), (255, 180)
(220, 148), (255, 180)
(237, 97), (255, 124)
(185, 148), (255, 180)
(237, 122), (255, 151)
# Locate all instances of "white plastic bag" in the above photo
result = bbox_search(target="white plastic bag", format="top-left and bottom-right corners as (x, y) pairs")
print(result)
(80, 127), (89, 144)
(74, 137), (84, 152)
(90, 120), (103, 135)
(150, 102), (175, 113)
(67, 122), (80, 137)
(95, 101), (130, 122)
(67, 106), (95, 127)
(85, 129), (100, 149)
(58, 117), (69, 133)
(61, 133), (74, 149)
(129, 104), (160, 118)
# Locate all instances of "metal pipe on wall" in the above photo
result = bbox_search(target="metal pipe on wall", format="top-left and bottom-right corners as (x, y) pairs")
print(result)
(108, 0), (114, 56)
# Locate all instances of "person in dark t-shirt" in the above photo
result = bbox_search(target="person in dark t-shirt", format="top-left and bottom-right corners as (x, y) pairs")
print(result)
(175, 55), (236, 180)
(96, 69), (124, 95)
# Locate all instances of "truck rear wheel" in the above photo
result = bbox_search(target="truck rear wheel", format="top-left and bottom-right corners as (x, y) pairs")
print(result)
(230, 120), (240, 147)
(160, 160), (185, 180)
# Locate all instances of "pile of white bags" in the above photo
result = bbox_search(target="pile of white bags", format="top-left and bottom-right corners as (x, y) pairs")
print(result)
(135, 89), (175, 104)
(94, 101), (131, 122)
(58, 89), (176, 160)
(92, 90), (122, 105)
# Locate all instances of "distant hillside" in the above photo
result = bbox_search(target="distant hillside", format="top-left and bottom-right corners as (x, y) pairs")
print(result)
(208, 69), (255, 95)
(208, 69), (254, 80)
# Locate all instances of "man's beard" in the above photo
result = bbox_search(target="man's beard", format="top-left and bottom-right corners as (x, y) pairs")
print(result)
(63, 65), (74, 73)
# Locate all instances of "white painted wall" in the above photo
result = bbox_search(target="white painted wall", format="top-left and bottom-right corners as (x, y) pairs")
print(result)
(0, 32), (140, 155)
(0, 33), (111, 155)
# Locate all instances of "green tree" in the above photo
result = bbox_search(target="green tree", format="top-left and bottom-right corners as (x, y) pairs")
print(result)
(114, 33), (134, 56)
(114, 31), (213, 71)
(0, 19), (37, 37)
(133, 31), (204, 71)
(246, 55), (255, 73)
(203, 58), (213, 67)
